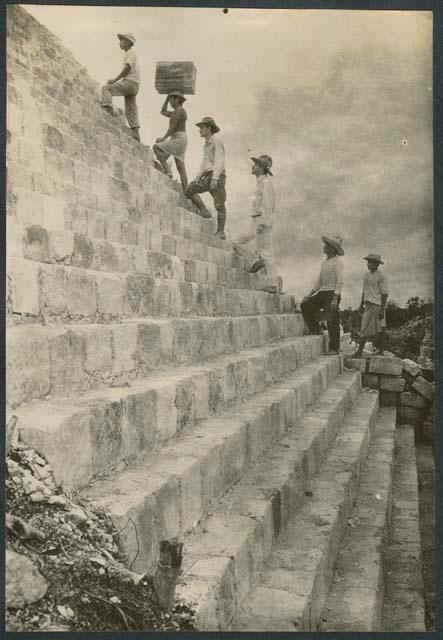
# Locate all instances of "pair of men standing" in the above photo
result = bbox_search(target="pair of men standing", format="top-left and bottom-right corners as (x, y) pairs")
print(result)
(301, 239), (388, 356)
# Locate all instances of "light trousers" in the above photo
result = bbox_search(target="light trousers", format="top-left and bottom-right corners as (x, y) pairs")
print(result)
(101, 79), (139, 129)
(236, 218), (277, 287)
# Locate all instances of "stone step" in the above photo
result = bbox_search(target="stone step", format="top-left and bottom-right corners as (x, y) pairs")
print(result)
(318, 407), (396, 631)
(7, 181), (237, 263)
(82, 355), (344, 579)
(7, 313), (304, 408)
(7, 257), (295, 321)
(15, 335), (324, 491)
(381, 425), (426, 631)
(11, 223), (265, 291)
(227, 388), (378, 632)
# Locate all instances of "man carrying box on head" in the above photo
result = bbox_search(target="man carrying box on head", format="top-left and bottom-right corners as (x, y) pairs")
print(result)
(233, 155), (279, 293)
(185, 117), (227, 239)
(101, 33), (141, 142)
(353, 253), (388, 357)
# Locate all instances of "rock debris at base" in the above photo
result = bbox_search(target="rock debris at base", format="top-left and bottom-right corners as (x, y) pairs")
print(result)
(6, 442), (196, 632)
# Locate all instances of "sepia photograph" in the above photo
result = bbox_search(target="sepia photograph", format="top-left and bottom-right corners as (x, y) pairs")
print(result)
(5, 2), (436, 632)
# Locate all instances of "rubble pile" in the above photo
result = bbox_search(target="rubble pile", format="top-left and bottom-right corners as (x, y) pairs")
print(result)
(6, 439), (196, 632)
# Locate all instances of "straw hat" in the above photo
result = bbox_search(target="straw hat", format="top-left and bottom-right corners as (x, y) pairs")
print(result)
(117, 33), (136, 45)
(364, 253), (384, 264)
(322, 235), (344, 256)
(195, 117), (220, 133)
(168, 90), (186, 103)
(251, 154), (273, 176)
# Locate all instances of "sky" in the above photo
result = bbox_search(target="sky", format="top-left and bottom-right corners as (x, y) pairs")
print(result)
(24, 5), (433, 306)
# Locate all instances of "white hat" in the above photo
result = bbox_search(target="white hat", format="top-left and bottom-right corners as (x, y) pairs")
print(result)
(322, 235), (344, 256)
(117, 33), (136, 45)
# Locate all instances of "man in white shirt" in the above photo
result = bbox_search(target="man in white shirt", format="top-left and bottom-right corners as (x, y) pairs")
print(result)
(233, 155), (278, 293)
(101, 33), (140, 141)
(184, 117), (227, 239)
(301, 235), (344, 355)
(354, 253), (388, 356)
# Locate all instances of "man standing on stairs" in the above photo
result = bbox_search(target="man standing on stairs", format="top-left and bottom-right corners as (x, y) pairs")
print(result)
(184, 117), (227, 239)
(301, 235), (344, 355)
(101, 33), (141, 142)
(233, 155), (279, 293)
(353, 253), (388, 357)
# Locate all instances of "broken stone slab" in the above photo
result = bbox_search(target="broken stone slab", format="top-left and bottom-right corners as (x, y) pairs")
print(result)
(397, 406), (425, 426)
(400, 392), (429, 410)
(379, 376), (406, 393)
(379, 390), (398, 407)
(402, 358), (421, 379)
(344, 357), (367, 373)
(153, 538), (184, 613)
(411, 376), (434, 403)
(362, 373), (379, 390)
(6, 550), (47, 608)
(368, 356), (403, 377)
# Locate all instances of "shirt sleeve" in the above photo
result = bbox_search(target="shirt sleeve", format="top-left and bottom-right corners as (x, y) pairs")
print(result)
(212, 137), (225, 180)
(123, 50), (133, 69)
(380, 273), (388, 295)
(334, 258), (344, 295)
(258, 180), (275, 225)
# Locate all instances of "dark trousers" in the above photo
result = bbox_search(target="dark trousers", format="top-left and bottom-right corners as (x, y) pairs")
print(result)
(301, 291), (341, 351)
(185, 171), (227, 232)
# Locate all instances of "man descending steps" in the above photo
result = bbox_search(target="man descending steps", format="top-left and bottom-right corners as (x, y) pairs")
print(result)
(185, 117), (227, 239)
(234, 155), (279, 293)
(101, 32), (141, 142)
(301, 234), (344, 355)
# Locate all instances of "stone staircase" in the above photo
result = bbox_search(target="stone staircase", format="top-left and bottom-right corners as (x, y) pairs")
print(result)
(6, 5), (425, 632)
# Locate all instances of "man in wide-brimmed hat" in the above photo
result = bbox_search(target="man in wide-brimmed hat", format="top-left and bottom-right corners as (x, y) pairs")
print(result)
(300, 235), (345, 355)
(233, 155), (279, 293)
(353, 253), (388, 356)
(153, 90), (189, 190)
(101, 33), (141, 141)
(184, 117), (227, 239)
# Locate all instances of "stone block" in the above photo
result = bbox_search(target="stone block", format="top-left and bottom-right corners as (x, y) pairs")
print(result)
(41, 194), (65, 232)
(48, 329), (86, 394)
(77, 326), (113, 376)
(6, 217), (24, 258)
(411, 376), (434, 402)
(49, 229), (75, 261)
(121, 390), (158, 458)
(8, 257), (40, 315)
(125, 274), (155, 316)
(402, 358), (421, 378)
(14, 187), (43, 226)
(368, 355), (403, 376)
(18, 137), (45, 174)
(156, 384), (178, 442)
(400, 392), (428, 409)
(6, 327), (51, 407)
(73, 160), (91, 191)
(87, 210), (106, 239)
(97, 274), (125, 316)
(345, 357), (367, 373)
(40, 264), (67, 315)
(379, 375), (406, 392)
(111, 323), (138, 376)
(397, 406), (425, 425)
(362, 373), (379, 390)
(66, 269), (97, 317)
(379, 390), (398, 407)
